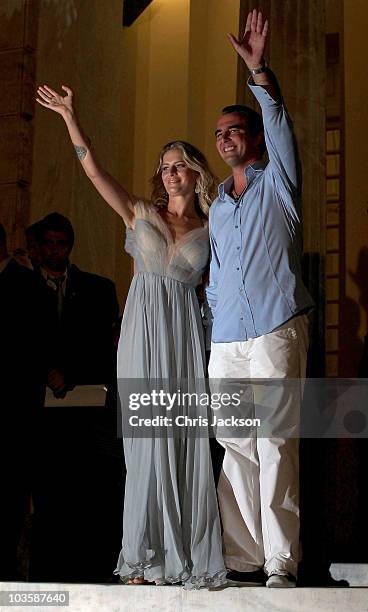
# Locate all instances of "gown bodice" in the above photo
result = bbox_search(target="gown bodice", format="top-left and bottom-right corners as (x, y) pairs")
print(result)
(125, 201), (209, 287)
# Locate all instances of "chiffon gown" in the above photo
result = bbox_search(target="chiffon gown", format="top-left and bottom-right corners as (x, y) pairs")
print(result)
(114, 200), (226, 588)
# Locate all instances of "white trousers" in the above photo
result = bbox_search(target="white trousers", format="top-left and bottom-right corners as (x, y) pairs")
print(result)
(208, 315), (309, 577)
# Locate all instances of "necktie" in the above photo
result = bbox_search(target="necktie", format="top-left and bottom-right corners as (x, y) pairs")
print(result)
(47, 276), (65, 319)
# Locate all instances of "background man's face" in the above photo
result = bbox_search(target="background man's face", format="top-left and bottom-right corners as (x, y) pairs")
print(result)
(39, 230), (72, 272)
(215, 112), (261, 168)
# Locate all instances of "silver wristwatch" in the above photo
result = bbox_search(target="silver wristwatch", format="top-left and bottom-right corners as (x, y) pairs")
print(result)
(249, 61), (267, 76)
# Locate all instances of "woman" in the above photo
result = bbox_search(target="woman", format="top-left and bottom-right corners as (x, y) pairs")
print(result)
(36, 85), (226, 588)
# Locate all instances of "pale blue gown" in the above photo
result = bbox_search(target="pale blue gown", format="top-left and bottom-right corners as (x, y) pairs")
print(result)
(114, 201), (226, 588)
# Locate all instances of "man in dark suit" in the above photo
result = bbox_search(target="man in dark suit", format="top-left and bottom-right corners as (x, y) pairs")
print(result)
(34, 212), (119, 393)
(0, 222), (52, 580)
(30, 213), (123, 583)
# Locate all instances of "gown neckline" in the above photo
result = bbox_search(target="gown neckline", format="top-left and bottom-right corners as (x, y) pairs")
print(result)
(147, 204), (208, 249)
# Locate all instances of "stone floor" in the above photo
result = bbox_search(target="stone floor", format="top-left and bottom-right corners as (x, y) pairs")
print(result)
(1, 581), (367, 612)
(331, 563), (368, 586)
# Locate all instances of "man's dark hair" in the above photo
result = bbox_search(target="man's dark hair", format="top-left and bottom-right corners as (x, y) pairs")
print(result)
(39, 212), (75, 247)
(222, 104), (266, 155)
(0, 222), (6, 245)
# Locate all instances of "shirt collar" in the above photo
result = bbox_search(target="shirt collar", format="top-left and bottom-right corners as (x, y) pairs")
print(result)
(40, 264), (69, 294)
(40, 263), (69, 282)
(218, 159), (267, 201)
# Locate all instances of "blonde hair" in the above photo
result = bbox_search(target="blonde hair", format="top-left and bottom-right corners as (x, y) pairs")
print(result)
(150, 141), (217, 217)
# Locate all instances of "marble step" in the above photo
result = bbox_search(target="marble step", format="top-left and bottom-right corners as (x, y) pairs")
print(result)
(330, 563), (368, 586)
(1, 582), (367, 612)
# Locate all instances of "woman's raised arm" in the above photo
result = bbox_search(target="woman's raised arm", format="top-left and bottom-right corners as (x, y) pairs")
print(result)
(36, 84), (135, 228)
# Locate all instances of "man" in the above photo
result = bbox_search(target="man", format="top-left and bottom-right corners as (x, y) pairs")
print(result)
(36, 212), (119, 394)
(207, 10), (313, 588)
(0, 222), (52, 579)
(30, 212), (122, 582)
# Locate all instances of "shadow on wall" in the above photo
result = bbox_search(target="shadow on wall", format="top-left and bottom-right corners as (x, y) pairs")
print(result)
(350, 246), (368, 321)
(336, 250), (368, 562)
(335, 246), (368, 377)
(340, 296), (364, 377)
(299, 252), (367, 569)
(301, 252), (325, 377)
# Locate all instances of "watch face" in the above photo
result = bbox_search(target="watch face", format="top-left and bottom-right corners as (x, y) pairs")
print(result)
(251, 66), (266, 75)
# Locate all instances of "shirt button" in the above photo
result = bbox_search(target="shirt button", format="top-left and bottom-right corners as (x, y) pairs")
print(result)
(235, 225), (239, 228)
(240, 317), (244, 321)
(237, 246), (240, 250)
(236, 267), (240, 271)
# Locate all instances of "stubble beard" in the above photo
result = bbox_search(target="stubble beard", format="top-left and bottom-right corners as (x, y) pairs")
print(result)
(223, 154), (243, 168)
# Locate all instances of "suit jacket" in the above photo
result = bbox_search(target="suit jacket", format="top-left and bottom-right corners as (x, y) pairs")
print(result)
(43, 264), (119, 387)
(0, 258), (54, 417)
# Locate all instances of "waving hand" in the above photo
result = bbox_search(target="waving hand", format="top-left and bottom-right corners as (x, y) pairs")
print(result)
(36, 84), (74, 117)
(227, 8), (269, 69)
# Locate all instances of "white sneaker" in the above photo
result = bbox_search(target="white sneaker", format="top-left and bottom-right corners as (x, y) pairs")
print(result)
(266, 573), (296, 588)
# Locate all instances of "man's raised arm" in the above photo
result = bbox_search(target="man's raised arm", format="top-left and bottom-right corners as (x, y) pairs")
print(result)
(228, 8), (300, 197)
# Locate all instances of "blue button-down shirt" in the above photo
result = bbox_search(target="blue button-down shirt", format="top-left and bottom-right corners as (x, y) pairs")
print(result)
(206, 78), (313, 343)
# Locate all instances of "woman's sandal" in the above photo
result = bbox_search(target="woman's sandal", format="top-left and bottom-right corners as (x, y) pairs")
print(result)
(127, 576), (153, 585)
(127, 577), (169, 585)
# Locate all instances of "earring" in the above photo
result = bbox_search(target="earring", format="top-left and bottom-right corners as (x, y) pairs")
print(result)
(195, 182), (200, 194)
